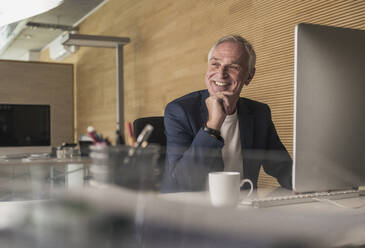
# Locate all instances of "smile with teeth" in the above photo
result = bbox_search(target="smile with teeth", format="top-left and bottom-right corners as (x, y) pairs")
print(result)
(214, 81), (229, 86)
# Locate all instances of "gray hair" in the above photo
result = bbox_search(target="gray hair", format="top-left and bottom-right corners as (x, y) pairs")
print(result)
(207, 35), (256, 73)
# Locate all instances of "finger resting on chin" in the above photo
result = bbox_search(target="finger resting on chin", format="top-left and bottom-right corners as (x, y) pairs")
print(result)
(222, 91), (235, 97)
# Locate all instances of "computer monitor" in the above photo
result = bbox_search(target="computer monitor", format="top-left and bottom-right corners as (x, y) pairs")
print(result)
(293, 23), (365, 193)
(0, 104), (51, 156)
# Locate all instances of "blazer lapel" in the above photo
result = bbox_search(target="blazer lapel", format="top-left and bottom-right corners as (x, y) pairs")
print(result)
(237, 98), (254, 180)
(237, 98), (254, 149)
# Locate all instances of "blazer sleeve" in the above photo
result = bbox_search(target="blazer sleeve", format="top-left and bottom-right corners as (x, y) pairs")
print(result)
(161, 101), (224, 192)
(261, 106), (293, 189)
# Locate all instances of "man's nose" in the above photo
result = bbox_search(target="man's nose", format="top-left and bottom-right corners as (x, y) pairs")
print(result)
(218, 66), (228, 78)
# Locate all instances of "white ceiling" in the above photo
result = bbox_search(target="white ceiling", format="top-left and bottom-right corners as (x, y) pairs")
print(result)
(0, 0), (107, 60)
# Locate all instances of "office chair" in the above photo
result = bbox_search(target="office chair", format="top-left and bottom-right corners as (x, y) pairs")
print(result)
(133, 116), (166, 146)
(133, 116), (166, 191)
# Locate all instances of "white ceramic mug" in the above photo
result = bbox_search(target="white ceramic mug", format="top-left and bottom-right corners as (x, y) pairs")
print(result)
(209, 171), (253, 207)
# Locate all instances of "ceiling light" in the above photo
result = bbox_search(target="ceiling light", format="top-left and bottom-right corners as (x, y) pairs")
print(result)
(0, 0), (63, 26)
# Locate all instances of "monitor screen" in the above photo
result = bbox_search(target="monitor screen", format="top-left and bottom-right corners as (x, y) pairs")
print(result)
(0, 104), (51, 147)
(293, 23), (365, 192)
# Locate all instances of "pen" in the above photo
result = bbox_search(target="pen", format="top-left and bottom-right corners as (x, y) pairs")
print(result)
(134, 124), (154, 148)
(125, 124), (154, 159)
(126, 122), (136, 146)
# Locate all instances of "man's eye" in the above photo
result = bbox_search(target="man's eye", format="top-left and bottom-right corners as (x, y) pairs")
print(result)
(229, 65), (240, 70)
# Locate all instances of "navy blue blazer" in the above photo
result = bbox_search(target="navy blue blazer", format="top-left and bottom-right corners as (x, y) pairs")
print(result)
(161, 90), (292, 192)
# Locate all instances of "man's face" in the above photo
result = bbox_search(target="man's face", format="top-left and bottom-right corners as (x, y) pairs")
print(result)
(205, 42), (250, 96)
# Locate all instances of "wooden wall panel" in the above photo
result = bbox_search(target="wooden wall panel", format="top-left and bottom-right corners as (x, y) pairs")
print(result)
(40, 0), (365, 187)
(0, 60), (74, 147)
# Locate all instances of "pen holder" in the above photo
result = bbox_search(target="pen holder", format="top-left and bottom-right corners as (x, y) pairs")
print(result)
(89, 144), (162, 191)
(79, 140), (94, 156)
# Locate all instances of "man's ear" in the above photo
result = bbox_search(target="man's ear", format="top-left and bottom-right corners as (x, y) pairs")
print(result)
(244, 68), (256, 86)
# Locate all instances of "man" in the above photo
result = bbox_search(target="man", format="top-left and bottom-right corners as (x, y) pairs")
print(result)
(161, 35), (292, 192)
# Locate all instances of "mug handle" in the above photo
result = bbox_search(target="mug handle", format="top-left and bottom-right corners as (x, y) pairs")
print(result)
(240, 178), (253, 198)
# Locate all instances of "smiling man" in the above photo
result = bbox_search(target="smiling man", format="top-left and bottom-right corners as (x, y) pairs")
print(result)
(161, 35), (292, 192)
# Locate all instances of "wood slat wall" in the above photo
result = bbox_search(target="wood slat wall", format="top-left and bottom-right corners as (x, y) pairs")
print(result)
(40, 0), (365, 187)
(0, 60), (74, 147)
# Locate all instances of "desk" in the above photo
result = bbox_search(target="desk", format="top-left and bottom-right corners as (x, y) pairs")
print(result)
(158, 189), (365, 247)
(0, 156), (364, 248)
(0, 157), (91, 201)
(60, 187), (365, 248)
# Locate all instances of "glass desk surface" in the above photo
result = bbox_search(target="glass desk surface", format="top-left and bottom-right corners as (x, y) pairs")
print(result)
(0, 156), (91, 202)
(0, 156), (365, 248)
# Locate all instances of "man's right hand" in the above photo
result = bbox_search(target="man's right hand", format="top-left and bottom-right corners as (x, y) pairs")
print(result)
(205, 94), (227, 130)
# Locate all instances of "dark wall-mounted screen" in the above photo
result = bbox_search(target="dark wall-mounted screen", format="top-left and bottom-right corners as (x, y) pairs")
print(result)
(0, 104), (50, 147)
